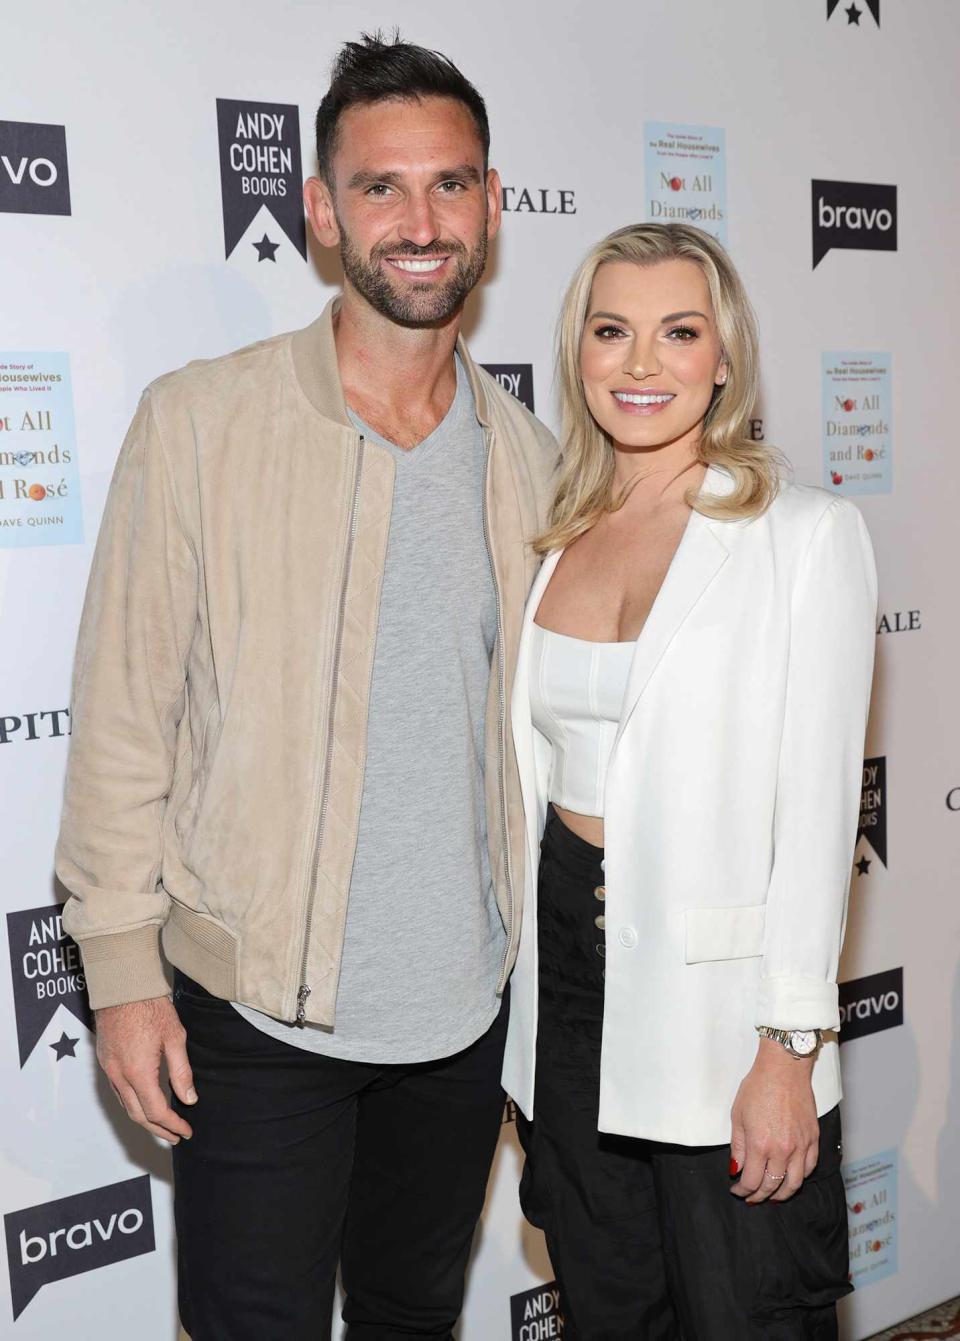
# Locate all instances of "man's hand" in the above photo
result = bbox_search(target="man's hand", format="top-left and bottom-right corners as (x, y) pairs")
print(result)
(729, 1038), (819, 1204)
(95, 996), (197, 1144)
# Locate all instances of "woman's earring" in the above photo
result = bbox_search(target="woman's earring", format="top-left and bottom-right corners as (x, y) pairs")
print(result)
(716, 369), (728, 386)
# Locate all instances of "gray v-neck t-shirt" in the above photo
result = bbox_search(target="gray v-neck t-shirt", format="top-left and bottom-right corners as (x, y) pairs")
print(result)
(233, 356), (505, 1061)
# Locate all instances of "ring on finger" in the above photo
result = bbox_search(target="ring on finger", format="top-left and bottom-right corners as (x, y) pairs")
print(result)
(764, 1170), (786, 1182)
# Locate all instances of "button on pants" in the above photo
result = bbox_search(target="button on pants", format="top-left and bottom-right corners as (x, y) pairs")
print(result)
(516, 808), (851, 1340)
(171, 971), (508, 1340)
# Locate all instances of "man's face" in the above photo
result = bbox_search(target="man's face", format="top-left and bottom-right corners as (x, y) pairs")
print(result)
(321, 96), (500, 326)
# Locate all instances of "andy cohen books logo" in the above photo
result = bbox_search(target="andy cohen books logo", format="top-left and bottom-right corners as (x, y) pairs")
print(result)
(0, 121), (71, 216)
(855, 757), (886, 874)
(216, 100), (306, 261)
(511, 1281), (564, 1339)
(4, 1176), (154, 1319)
(7, 903), (91, 1067)
(839, 968), (903, 1043)
(481, 364), (535, 413)
(827, 0), (880, 26)
(812, 181), (897, 268)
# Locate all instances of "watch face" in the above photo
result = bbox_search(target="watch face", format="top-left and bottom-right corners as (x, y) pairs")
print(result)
(790, 1030), (818, 1056)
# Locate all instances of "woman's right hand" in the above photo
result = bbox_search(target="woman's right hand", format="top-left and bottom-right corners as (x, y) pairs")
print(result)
(729, 1038), (820, 1204)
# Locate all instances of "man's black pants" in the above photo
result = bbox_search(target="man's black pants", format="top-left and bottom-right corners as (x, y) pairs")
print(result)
(171, 971), (508, 1341)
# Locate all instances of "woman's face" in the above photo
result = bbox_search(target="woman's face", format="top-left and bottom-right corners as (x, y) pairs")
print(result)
(579, 259), (727, 455)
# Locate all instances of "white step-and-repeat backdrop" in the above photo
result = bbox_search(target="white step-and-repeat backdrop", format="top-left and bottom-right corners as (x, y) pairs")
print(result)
(2, 1), (958, 1336)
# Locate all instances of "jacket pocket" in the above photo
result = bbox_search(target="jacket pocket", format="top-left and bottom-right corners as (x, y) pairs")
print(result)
(173, 698), (220, 848)
(684, 903), (766, 963)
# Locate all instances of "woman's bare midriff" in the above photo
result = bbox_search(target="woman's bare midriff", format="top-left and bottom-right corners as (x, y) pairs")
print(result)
(552, 804), (605, 850)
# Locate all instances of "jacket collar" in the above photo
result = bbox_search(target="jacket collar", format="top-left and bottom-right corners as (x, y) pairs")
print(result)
(516, 465), (743, 754)
(512, 515), (730, 825)
(612, 494), (729, 745)
(698, 463), (745, 551)
(289, 296), (493, 429)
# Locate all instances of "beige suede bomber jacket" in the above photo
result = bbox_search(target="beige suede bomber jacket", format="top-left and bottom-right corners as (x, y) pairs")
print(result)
(56, 299), (560, 1025)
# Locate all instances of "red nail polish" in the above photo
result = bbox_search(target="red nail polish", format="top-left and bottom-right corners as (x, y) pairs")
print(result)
(729, 1158), (740, 1176)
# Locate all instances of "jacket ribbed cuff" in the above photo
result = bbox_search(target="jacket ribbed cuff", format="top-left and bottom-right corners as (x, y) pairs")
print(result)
(755, 975), (840, 1031)
(77, 925), (170, 1010)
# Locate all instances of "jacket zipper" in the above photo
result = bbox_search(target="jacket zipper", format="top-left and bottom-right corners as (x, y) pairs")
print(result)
(481, 428), (515, 987)
(295, 435), (365, 1025)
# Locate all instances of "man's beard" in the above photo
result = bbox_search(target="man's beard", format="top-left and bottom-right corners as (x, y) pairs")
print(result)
(339, 224), (488, 327)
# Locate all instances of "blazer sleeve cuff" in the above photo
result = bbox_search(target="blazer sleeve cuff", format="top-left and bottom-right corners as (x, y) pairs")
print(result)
(755, 975), (840, 1031)
(77, 925), (171, 1009)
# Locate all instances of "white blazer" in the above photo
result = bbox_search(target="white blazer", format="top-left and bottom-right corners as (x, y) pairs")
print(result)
(502, 467), (878, 1146)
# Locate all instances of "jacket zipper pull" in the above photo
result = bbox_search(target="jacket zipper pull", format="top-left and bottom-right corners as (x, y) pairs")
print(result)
(295, 984), (311, 1027)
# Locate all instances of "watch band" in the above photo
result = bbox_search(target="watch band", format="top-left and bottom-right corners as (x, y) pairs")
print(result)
(756, 1025), (822, 1058)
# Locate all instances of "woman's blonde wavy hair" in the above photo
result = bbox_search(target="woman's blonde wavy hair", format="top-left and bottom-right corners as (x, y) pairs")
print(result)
(535, 222), (782, 555)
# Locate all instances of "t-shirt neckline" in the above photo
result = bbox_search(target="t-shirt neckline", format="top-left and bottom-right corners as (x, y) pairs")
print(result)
(346, 354), (470, 466)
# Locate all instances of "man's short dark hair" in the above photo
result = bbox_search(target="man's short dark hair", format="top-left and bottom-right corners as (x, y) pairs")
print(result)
(316, 31), (490, 184)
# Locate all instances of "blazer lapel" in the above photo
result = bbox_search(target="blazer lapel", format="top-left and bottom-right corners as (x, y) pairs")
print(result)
(614, 501), (730, 747)
(511, 550), (563, 857)
(511, 468), (743, 792)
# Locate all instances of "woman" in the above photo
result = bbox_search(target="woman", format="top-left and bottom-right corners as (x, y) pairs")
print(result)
(502, 223), (877, 1339)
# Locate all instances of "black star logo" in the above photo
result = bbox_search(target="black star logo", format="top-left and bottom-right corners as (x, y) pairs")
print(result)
(50, 1031), (78, 1061)
(827, 0), (879, 23)
(855, 855), (871, 876)
(253, 234), (279, 263)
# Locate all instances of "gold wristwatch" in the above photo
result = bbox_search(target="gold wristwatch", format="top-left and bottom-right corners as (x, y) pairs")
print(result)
(756, 1026), (822, 1059)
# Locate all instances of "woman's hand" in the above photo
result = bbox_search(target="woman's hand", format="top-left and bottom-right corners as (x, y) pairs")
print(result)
(729, 1038), (820, 1204)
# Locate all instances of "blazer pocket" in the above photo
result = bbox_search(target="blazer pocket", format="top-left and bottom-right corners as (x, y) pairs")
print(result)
(684, 903), (766, 964)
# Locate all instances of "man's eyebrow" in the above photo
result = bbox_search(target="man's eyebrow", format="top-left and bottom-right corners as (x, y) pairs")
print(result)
(346, 169), (402, 190)
(438, 163), (483, 184)
(345, 164), (483, 190)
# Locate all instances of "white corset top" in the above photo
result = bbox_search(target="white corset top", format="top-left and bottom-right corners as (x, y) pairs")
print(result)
(529, 623), (634, 817)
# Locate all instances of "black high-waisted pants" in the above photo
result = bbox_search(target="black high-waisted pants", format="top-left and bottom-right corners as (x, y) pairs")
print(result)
(516, 806), (852, 1341)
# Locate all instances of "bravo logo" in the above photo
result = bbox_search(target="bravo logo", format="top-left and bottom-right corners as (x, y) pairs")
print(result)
(0, 121), (71, 216)
(812, 180), (897, 268)
(4, 1176), (154, 1319)
(838, 967), (903, 1043)
(511, 1282), (565, 1340)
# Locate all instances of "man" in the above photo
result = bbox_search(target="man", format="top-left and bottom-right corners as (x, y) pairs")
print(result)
(56, 33), (557, 1339)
